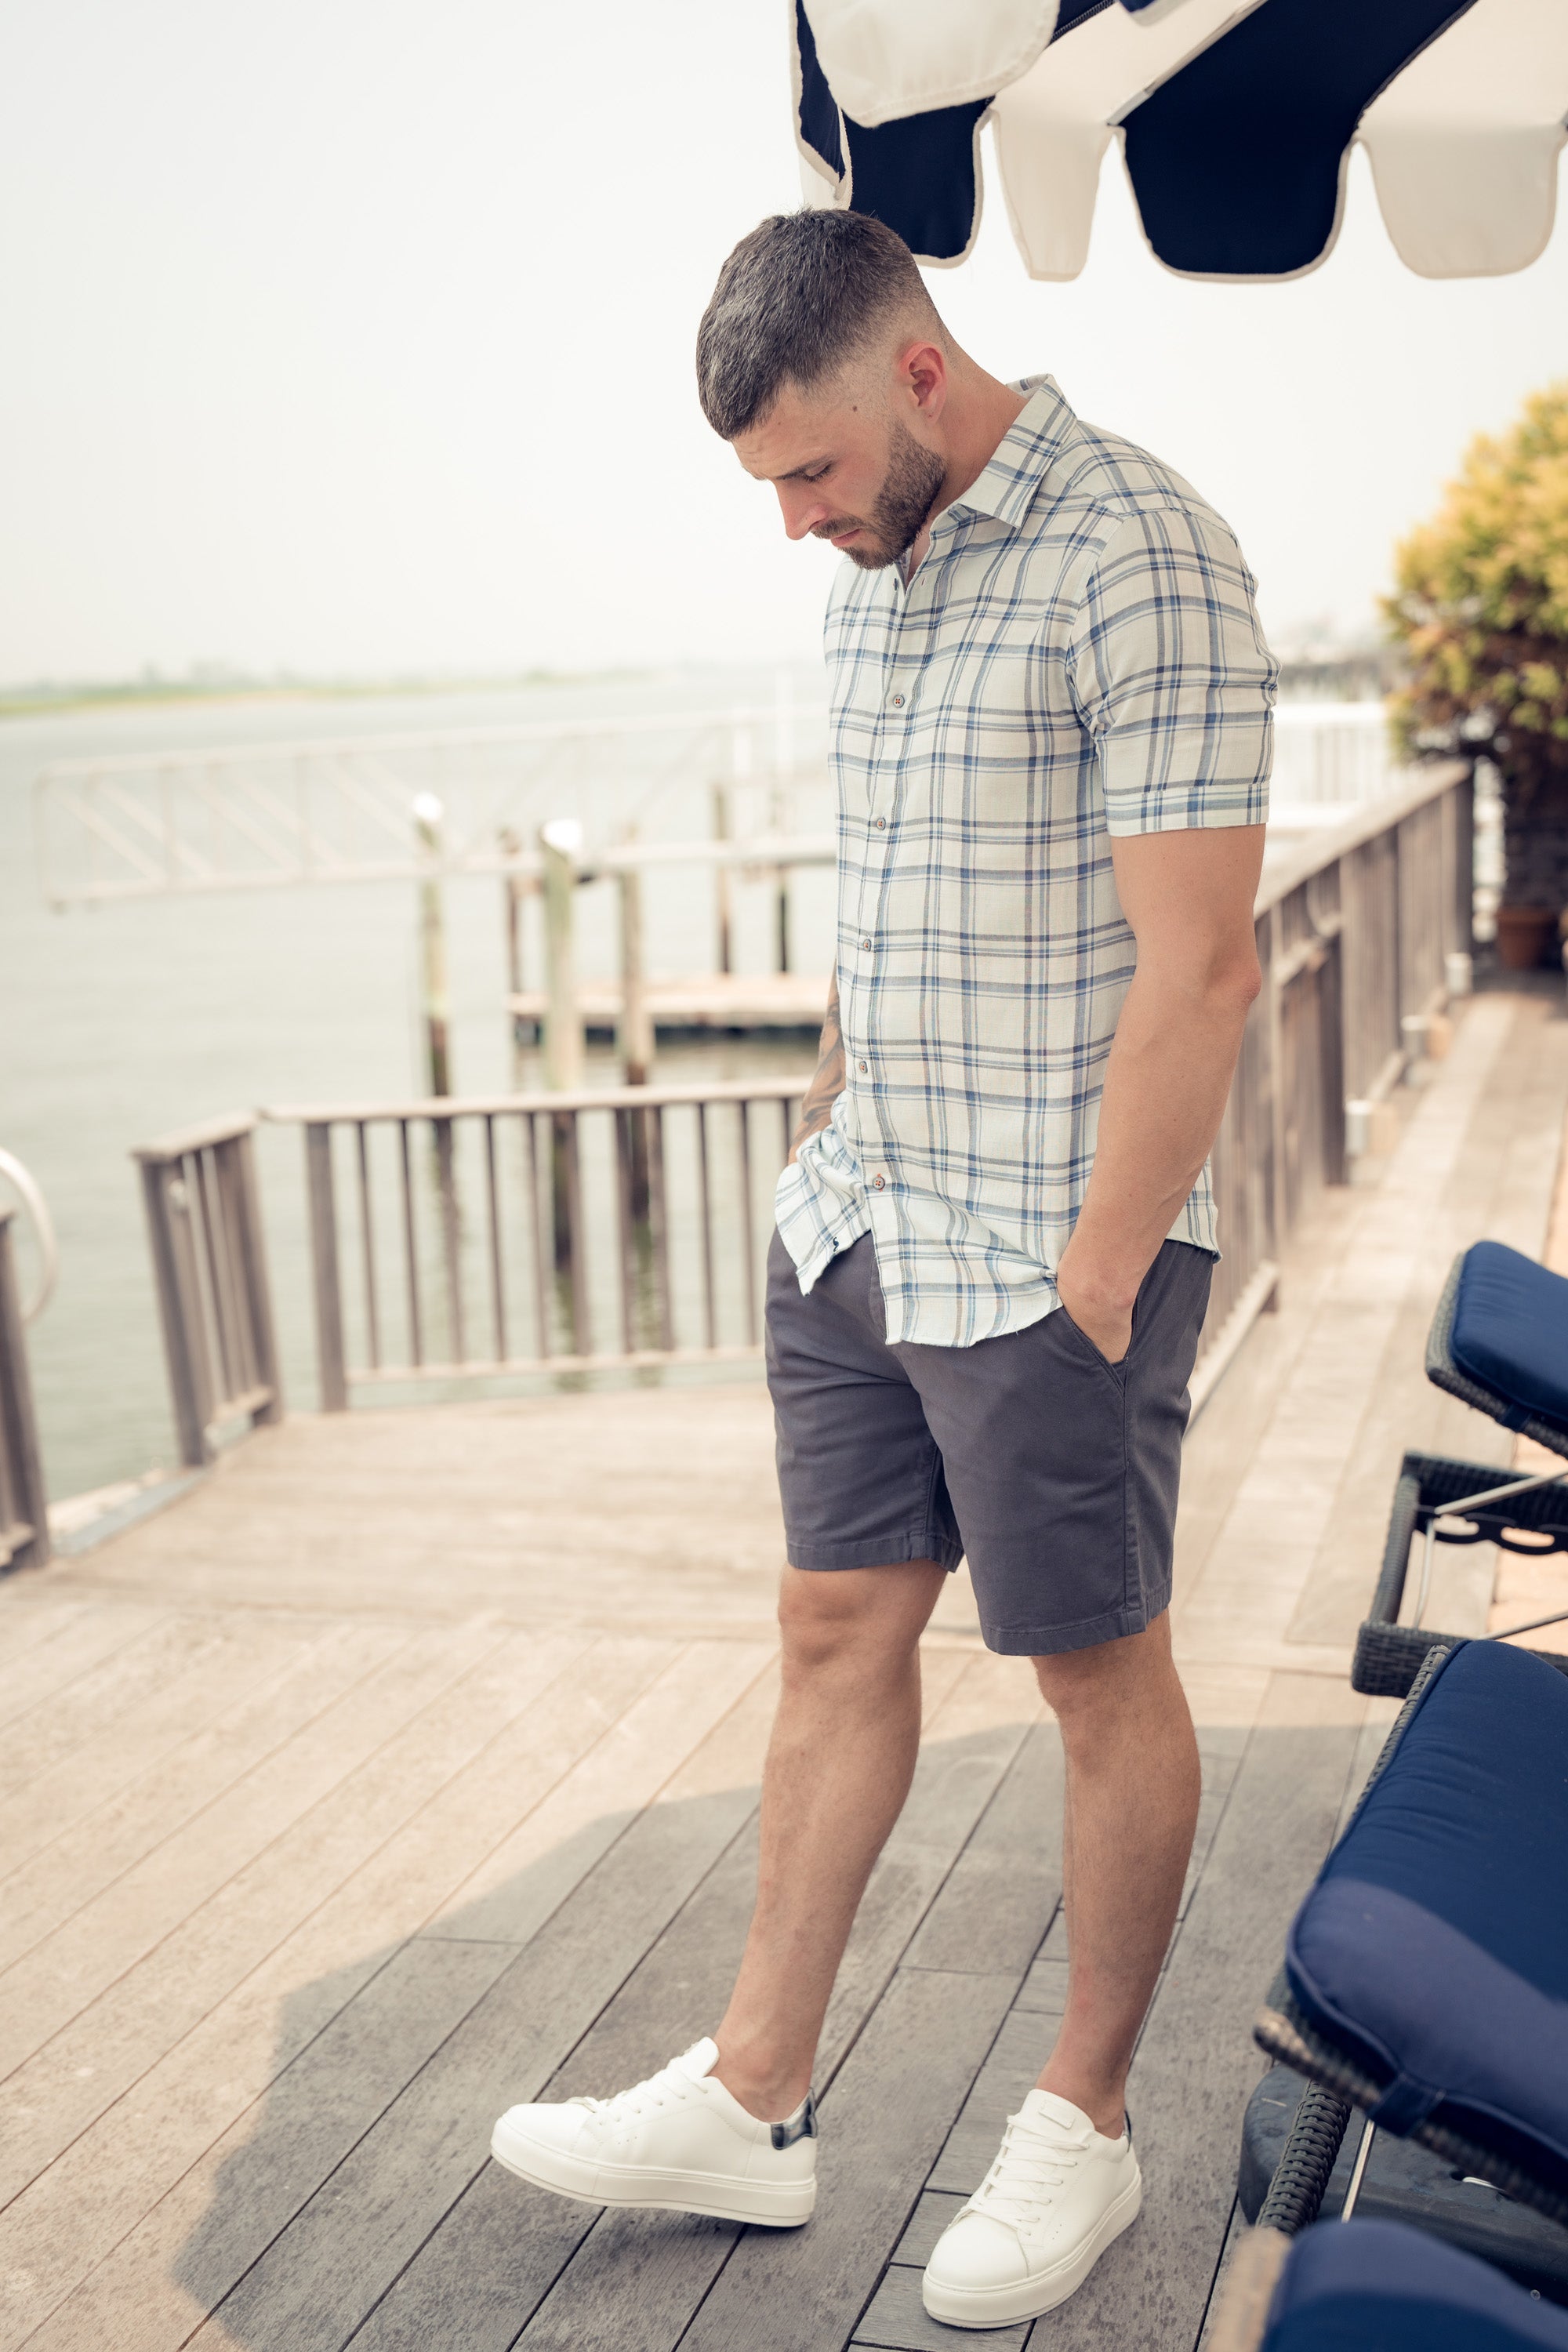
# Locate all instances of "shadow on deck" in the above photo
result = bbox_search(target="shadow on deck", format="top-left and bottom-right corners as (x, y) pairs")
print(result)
(164, 1701), (1368, 2352)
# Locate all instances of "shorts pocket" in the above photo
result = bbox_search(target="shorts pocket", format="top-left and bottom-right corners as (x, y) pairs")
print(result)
(1055, 1301), (1130, 1385)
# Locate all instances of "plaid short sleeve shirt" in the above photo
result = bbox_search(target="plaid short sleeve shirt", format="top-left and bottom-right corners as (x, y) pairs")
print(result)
(774, 376), (1276, 1349)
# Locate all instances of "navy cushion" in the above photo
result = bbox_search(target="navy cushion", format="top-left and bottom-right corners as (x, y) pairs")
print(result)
(1451, 1241), (1568, 1436)
(1265, 2220), (1568, 2350)
(1286, 1642), (1568, 2180)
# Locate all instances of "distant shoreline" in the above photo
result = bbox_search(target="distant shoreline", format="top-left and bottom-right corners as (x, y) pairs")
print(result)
(0, 670), (647, 721)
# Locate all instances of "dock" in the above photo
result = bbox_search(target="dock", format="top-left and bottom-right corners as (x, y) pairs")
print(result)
(2, 978), (1564, 2352)
(508, 970), (831, 1040)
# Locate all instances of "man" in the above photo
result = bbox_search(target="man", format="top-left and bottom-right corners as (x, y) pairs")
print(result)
(492, 209), (1273, 2330)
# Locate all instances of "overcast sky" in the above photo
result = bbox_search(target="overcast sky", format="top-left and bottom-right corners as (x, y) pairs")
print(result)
(3, 0), (1566, 684)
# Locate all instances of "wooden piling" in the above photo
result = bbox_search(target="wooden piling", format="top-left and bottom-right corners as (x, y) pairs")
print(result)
(538, 819), (584, 1093)
(412, 795), (452, 1098)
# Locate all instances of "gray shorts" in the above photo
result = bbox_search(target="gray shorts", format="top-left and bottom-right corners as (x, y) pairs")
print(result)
(764, 1230), (1212, 1657)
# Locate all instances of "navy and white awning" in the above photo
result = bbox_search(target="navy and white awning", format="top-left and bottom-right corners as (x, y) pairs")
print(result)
(792, 0), (1568, 281)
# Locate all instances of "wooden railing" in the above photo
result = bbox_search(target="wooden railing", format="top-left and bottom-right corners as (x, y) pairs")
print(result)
(259, 1077), (804, 1406)
(1196, 758), (1472, 1399)
(0, 1209), (51, 1572)
(132, 1116), (284, 1466)
(132, 760), (1473, 1426)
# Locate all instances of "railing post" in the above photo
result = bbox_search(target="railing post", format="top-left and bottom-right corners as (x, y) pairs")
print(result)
(138, 1154), (216, 1468)
(0, 1210), (50, 1572)
(1261, 906), (1286, 1267)
(1454, 761), (1475, 965)
(434, 1115), (465, 1366)
(304, 1122), (348, 1411)
(217, 1129), (283, 1426)
(1319, 931), (1348, 1187)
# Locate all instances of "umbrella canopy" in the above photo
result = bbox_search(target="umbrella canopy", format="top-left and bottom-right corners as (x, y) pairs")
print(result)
(793, 0), (1568, 281)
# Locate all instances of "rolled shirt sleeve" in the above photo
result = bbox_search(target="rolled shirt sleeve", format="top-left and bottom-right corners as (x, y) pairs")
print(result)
(1067, 504), (1278, 837)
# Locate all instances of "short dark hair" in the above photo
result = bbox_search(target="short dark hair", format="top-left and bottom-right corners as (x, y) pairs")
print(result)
(696, 209), (940, 441)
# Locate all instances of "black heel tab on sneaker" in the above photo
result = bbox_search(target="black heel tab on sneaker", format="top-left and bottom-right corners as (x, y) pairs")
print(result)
(771, 2092), (817, 2150)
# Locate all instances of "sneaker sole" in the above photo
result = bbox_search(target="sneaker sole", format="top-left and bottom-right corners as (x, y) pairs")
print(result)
(921, 2168), (1142, 2328)
(488, 2117), (816, 2229)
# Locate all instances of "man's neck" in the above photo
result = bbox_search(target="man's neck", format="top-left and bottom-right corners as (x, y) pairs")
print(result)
(934, 365), (1032, 521)
(902, 367), (1031, 585)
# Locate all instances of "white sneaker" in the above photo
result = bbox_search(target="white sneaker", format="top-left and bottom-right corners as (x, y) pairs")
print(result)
(922, 2091), (1142, 2328)
(489, 2036), (817, 2227)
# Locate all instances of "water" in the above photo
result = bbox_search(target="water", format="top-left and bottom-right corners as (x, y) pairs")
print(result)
(1, 665), (830, 1503)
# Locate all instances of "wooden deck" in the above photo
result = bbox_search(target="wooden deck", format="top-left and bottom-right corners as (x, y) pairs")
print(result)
(2, 980), (1565, 2352)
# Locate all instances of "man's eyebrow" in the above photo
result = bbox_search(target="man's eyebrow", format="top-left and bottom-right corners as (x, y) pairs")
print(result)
(773, 456), (830, 483)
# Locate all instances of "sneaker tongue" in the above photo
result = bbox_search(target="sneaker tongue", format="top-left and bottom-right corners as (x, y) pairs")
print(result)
(674, 2036), (720, 2082)
(1019, 2089), (1096, 2136)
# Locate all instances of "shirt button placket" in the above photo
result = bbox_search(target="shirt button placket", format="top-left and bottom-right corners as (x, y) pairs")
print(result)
(858, 619), (908, 1220)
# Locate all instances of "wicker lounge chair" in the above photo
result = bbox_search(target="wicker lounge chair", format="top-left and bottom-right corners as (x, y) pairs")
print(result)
(1354, 1242), (1568, 1700)
(1239, 1637), (1568, 2318)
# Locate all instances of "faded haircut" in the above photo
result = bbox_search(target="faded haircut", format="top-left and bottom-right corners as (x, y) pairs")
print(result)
(696, 209), (942, 441)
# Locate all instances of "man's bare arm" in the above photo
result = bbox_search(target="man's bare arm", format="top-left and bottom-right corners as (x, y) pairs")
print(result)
(1054, 826), (1265, 1363)
(788, 974), (844, 1164)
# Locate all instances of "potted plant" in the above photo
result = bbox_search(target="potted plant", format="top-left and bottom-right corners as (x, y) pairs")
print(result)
(1385, 385), (1568, 969)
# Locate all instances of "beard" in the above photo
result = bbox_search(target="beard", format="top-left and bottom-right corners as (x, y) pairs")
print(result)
(814, 419), (946, 571)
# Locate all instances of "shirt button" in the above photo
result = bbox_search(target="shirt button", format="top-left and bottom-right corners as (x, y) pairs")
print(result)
(875, 817), (887, 829)
(861, 936), (872, 950)
(890, 692), (905, 707)
(872, 1174), (886, 1190)
(857, 1059), (867, 1073)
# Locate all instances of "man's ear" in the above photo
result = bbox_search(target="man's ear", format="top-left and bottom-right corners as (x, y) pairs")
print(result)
(896, 338), (949, 423)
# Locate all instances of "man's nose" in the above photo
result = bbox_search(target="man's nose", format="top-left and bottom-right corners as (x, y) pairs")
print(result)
(776, 485), (830, 542)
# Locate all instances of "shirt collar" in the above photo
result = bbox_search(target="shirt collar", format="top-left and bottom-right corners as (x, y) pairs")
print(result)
(942, 376), (1076, 533)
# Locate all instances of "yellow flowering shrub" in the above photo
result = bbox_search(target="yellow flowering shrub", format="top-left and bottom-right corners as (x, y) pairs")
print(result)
(1386, 384), (1568, 800)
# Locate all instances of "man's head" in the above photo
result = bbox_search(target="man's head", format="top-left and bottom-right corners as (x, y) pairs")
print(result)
(697, 211), (953, 571)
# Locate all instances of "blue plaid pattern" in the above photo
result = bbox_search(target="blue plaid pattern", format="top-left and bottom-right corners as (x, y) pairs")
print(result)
(775, 376), (1276, 1348)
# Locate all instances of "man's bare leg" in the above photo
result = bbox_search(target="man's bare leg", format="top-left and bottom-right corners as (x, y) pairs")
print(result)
(712, 1559), (948, 2120)
(1031, 1613), (1200, 2135)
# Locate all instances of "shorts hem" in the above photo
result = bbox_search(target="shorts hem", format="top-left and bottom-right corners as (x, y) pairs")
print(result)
(981, 1586), (1172, 1659)
(786, 1533), (966, 1574)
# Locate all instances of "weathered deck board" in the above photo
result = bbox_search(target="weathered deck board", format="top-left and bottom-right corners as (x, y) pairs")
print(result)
(419, 1639), (772, 1944)
(0, 1616), (409, 1974)
(0, 1611), (232, 1797)
(0, 1612), (333, 1878)
(0, 1615), (514, 2087)
(0, 983), (1561, 2352)
(0, 1591), (105, 1668)
(2, 1638), (755, 2352)
(0, 1599), (169, 1730)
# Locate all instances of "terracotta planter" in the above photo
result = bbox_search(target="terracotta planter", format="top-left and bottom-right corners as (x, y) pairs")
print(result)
(1495, 905), (1561, 971)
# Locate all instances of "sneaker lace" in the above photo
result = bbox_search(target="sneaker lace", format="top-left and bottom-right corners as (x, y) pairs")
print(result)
(568, 2056), (693, 2125)
(967, 2108), (1091, 2227)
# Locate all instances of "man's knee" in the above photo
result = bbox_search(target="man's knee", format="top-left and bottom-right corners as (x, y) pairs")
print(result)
(1032, 1616), (1182, 1742)
(777, 1560), (942, 1679)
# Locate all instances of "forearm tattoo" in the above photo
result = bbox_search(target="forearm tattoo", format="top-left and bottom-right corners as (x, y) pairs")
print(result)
(789, 975), (844, 1163)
